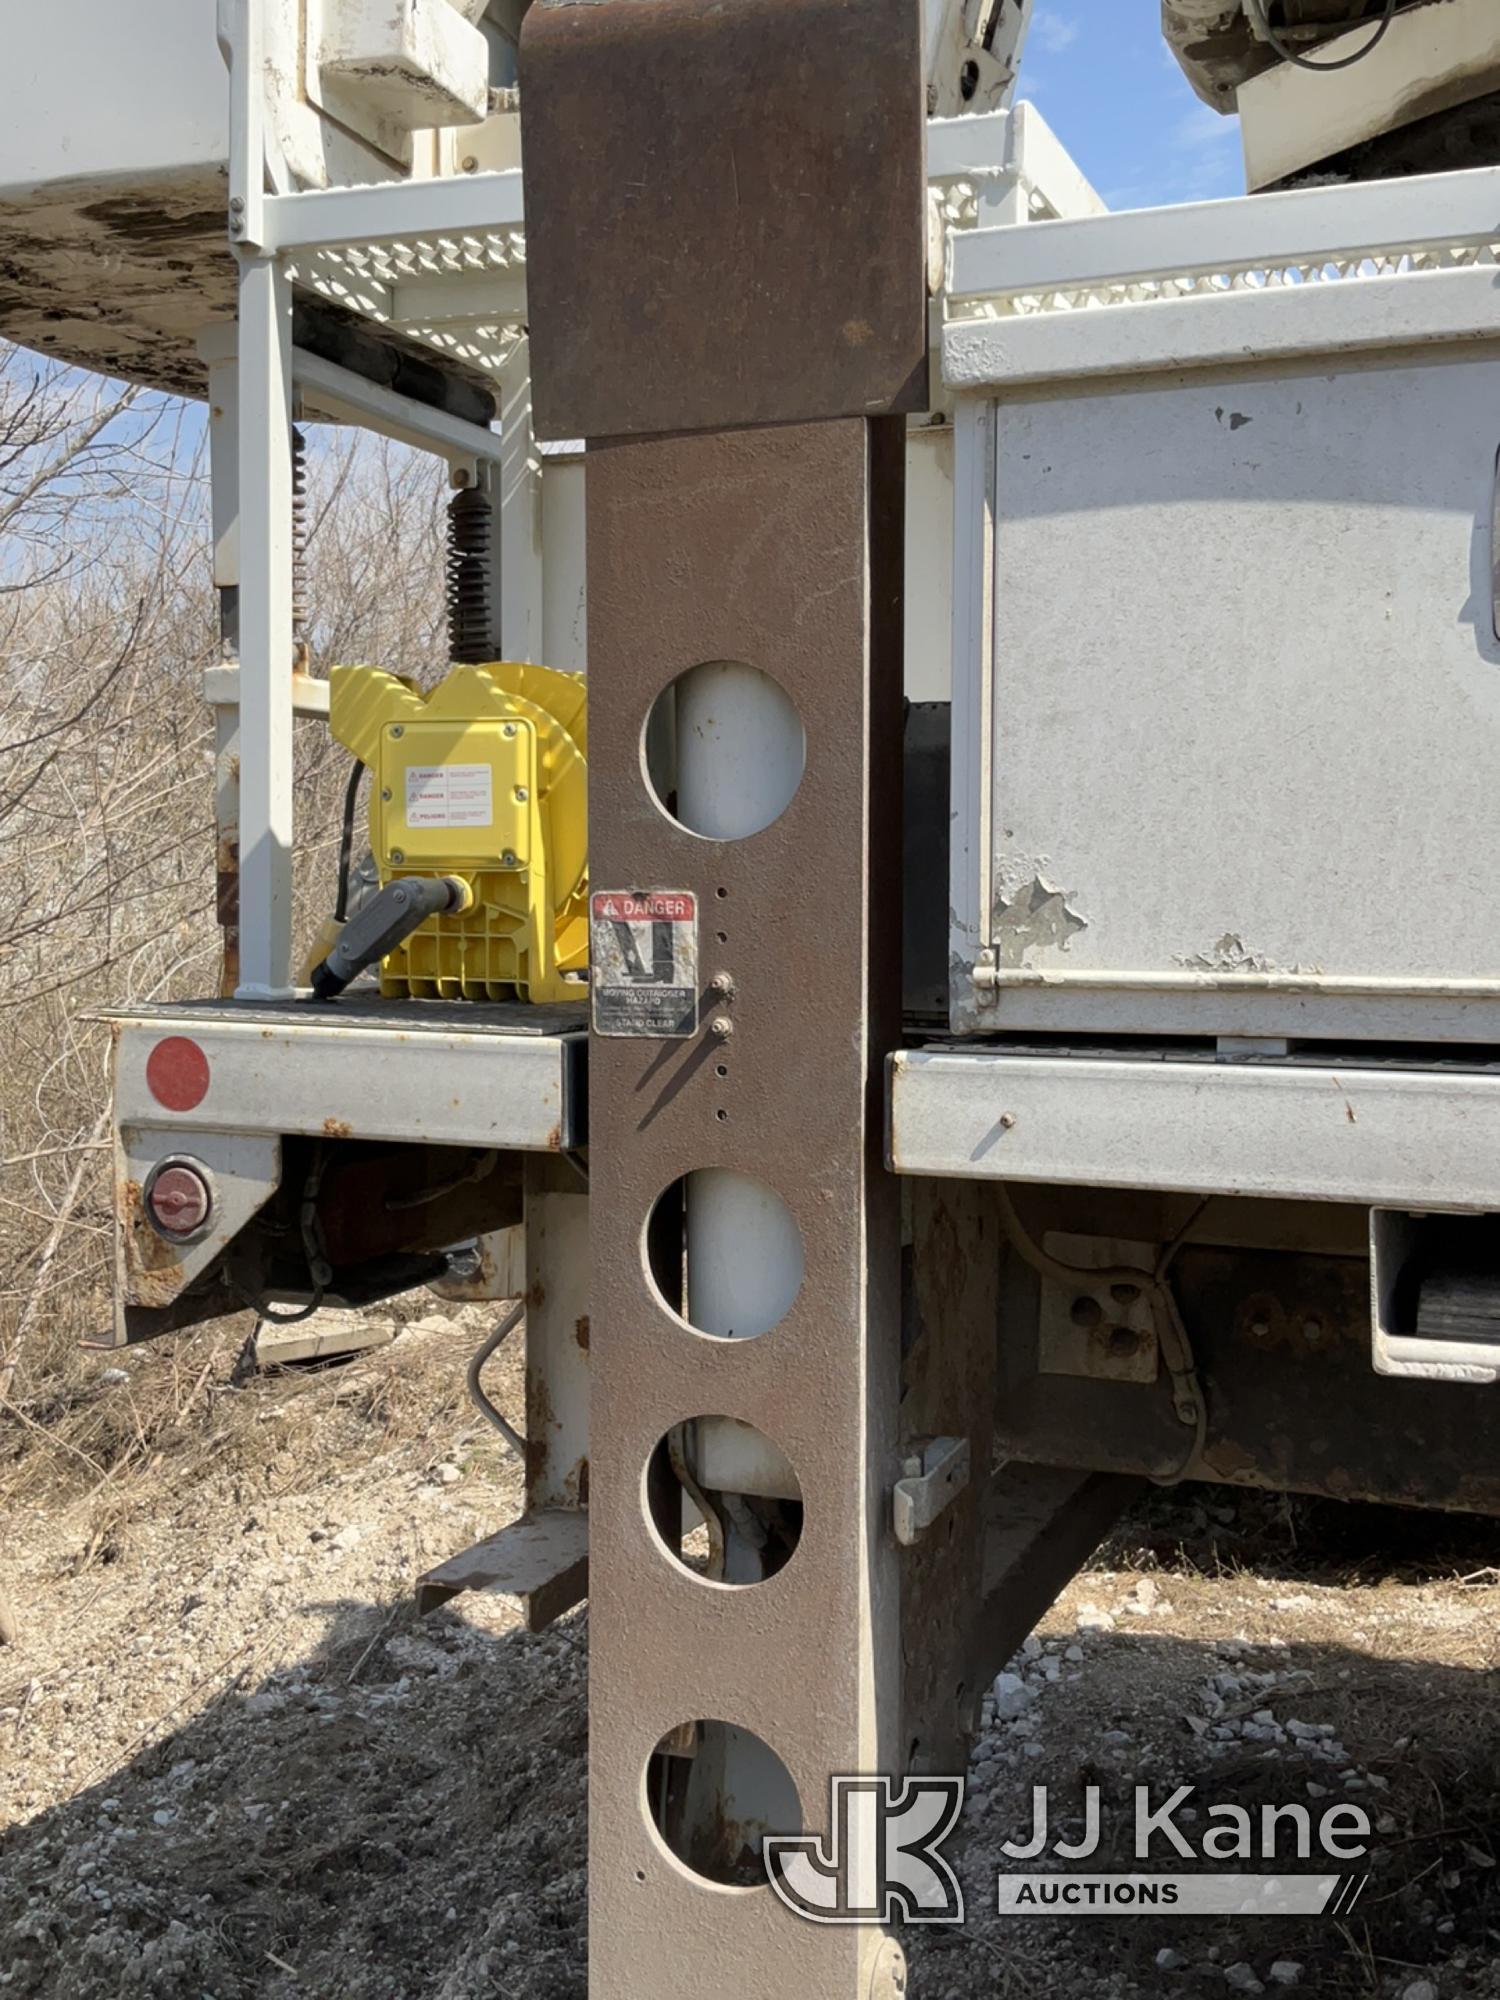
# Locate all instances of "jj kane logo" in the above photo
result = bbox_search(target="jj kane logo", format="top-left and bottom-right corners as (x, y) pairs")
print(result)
(764, 1777), (966, 1926)
(765, 1779), (1372, 1925)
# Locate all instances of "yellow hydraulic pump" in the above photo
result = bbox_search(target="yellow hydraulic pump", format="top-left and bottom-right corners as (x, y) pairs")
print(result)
(327, 660), (587, 1003)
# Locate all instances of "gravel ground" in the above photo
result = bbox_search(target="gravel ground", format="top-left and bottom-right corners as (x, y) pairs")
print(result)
(1, 1317), (1497, 1999)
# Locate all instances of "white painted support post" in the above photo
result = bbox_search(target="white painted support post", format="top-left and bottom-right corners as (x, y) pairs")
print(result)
(234, 253), (296, 997)
(199, 329), (242, 607)
(199, 327), (244, 997)
(947, 396), (995, 1031)
(676, 666), (807, 1569)
(225, 0), (267, 251)
(675, 663), (804, 843)
(523, 1162), (591, 1513)
(498, 337), (543, 663)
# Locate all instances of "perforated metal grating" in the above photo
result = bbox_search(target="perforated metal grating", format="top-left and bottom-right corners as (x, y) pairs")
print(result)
(287, 229), (529, 380)
(952, 239), (1500, 321)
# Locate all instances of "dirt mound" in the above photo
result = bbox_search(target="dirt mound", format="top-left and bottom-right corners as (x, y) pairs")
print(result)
(3, 1314), (1498, 1998)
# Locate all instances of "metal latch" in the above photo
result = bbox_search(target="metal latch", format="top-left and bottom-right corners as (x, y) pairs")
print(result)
(893, 1436), (970, 1547)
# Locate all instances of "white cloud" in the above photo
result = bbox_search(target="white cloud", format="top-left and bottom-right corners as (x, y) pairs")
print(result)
(1030, 13), (1080, 55)
(1173, 103), (1238, 153)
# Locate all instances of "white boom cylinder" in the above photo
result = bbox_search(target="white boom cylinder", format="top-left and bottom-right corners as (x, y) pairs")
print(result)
(675, 661), (806, 1360)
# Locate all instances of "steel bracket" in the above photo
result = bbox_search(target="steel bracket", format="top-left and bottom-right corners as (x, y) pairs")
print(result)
(893, 1434), (971, 1546)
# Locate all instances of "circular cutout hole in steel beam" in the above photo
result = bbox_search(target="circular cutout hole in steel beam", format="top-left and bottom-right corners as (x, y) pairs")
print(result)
(644, 1719), (800, 1889)
(645, 1417), (803, 1587)
(644, 1170), (804, 1341)
(642, 661), (805, 839)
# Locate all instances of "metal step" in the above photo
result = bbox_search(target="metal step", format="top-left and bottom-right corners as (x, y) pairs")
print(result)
(416, 1508), (588, 1632)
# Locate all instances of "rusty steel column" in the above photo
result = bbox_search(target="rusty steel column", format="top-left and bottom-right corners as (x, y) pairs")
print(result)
(584, 420), (907, 1997)
(520, 2), (927, 1990)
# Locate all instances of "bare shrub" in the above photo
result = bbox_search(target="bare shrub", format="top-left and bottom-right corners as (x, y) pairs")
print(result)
(0, 342), (447, 1478)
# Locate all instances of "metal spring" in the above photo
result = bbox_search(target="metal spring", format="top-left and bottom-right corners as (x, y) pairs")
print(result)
(446, 483), (495, 663)
(291, 425), (310, 670)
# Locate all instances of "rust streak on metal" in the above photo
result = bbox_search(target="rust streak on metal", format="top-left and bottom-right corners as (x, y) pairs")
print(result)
(526, 1369), (557, 1492)
(584, 413), (909, 1985)
(119, 1179), (187, 1307)
(215, 832), (240, 1000)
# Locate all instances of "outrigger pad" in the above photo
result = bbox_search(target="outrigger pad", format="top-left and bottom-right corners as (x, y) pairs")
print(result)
(518, 0), (929, 442)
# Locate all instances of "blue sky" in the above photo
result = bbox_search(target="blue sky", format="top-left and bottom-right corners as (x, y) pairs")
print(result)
(1015, 1), (1246, 210)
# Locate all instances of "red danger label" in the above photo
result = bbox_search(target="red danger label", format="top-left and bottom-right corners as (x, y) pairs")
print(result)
(591, 892), (694, 923)
(590, 889), (699, 1039)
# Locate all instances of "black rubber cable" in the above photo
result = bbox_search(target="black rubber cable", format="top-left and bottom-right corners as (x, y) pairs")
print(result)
(1249, 0), (1397, 74)
(334, 758), (366, 924)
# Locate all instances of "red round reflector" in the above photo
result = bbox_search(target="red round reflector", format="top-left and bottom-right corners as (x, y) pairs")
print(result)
(146, 1164), (213, 1240)
(145, 1037), (211, 1112)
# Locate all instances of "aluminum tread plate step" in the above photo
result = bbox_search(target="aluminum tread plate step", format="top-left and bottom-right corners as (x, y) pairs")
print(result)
(890, 1046), (1500, 1210)
(109, 997), (585, 1152)
(103, 993), (588, 1038)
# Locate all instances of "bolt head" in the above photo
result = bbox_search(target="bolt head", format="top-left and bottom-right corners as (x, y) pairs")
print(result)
(514, 786), (529, 803)
(710, 972), (734, 997)
(502, 849), (518, 867)
(390, 848), (405, 864)
(502, 723), (518, 738)
(381, 788), (393, 802)
(389, 724), (404, 738)
(710, 1016), (734, 1039)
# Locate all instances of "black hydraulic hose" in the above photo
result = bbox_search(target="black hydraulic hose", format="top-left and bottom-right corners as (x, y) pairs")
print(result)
(309, 875), (471, 1001)
(1247, 0), (1397, 73)
(466, 1300), (528, 1459)
(334, 758), (366, 924)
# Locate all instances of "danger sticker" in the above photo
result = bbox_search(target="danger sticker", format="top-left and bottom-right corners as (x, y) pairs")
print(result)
(405, 764), (493, 829)
(590, 890), (699, 1038)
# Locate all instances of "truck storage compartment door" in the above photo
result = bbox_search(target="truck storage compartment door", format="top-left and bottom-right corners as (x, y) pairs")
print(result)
(956, 343), (1500, 1041)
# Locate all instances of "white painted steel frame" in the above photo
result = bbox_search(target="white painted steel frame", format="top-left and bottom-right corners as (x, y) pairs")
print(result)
(234, 253), (296, 996)
(497, 338), (544, 664)
(947, 265), (1500, 389)
(203, 666), (330, 718)
(292, 347), (505, 466)
(258, 165), (525, 254)
(949, 163), (1500, 304)
(947, 397), (995, 1027)
(226, 0), (521, 994)
(889, 1049), (1500, 1212)
(222, 0), (1097, 993)
(927, 103), (1106, 228)
(943, 160), (1500, 1033)
(945, 163), (1500, 389)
